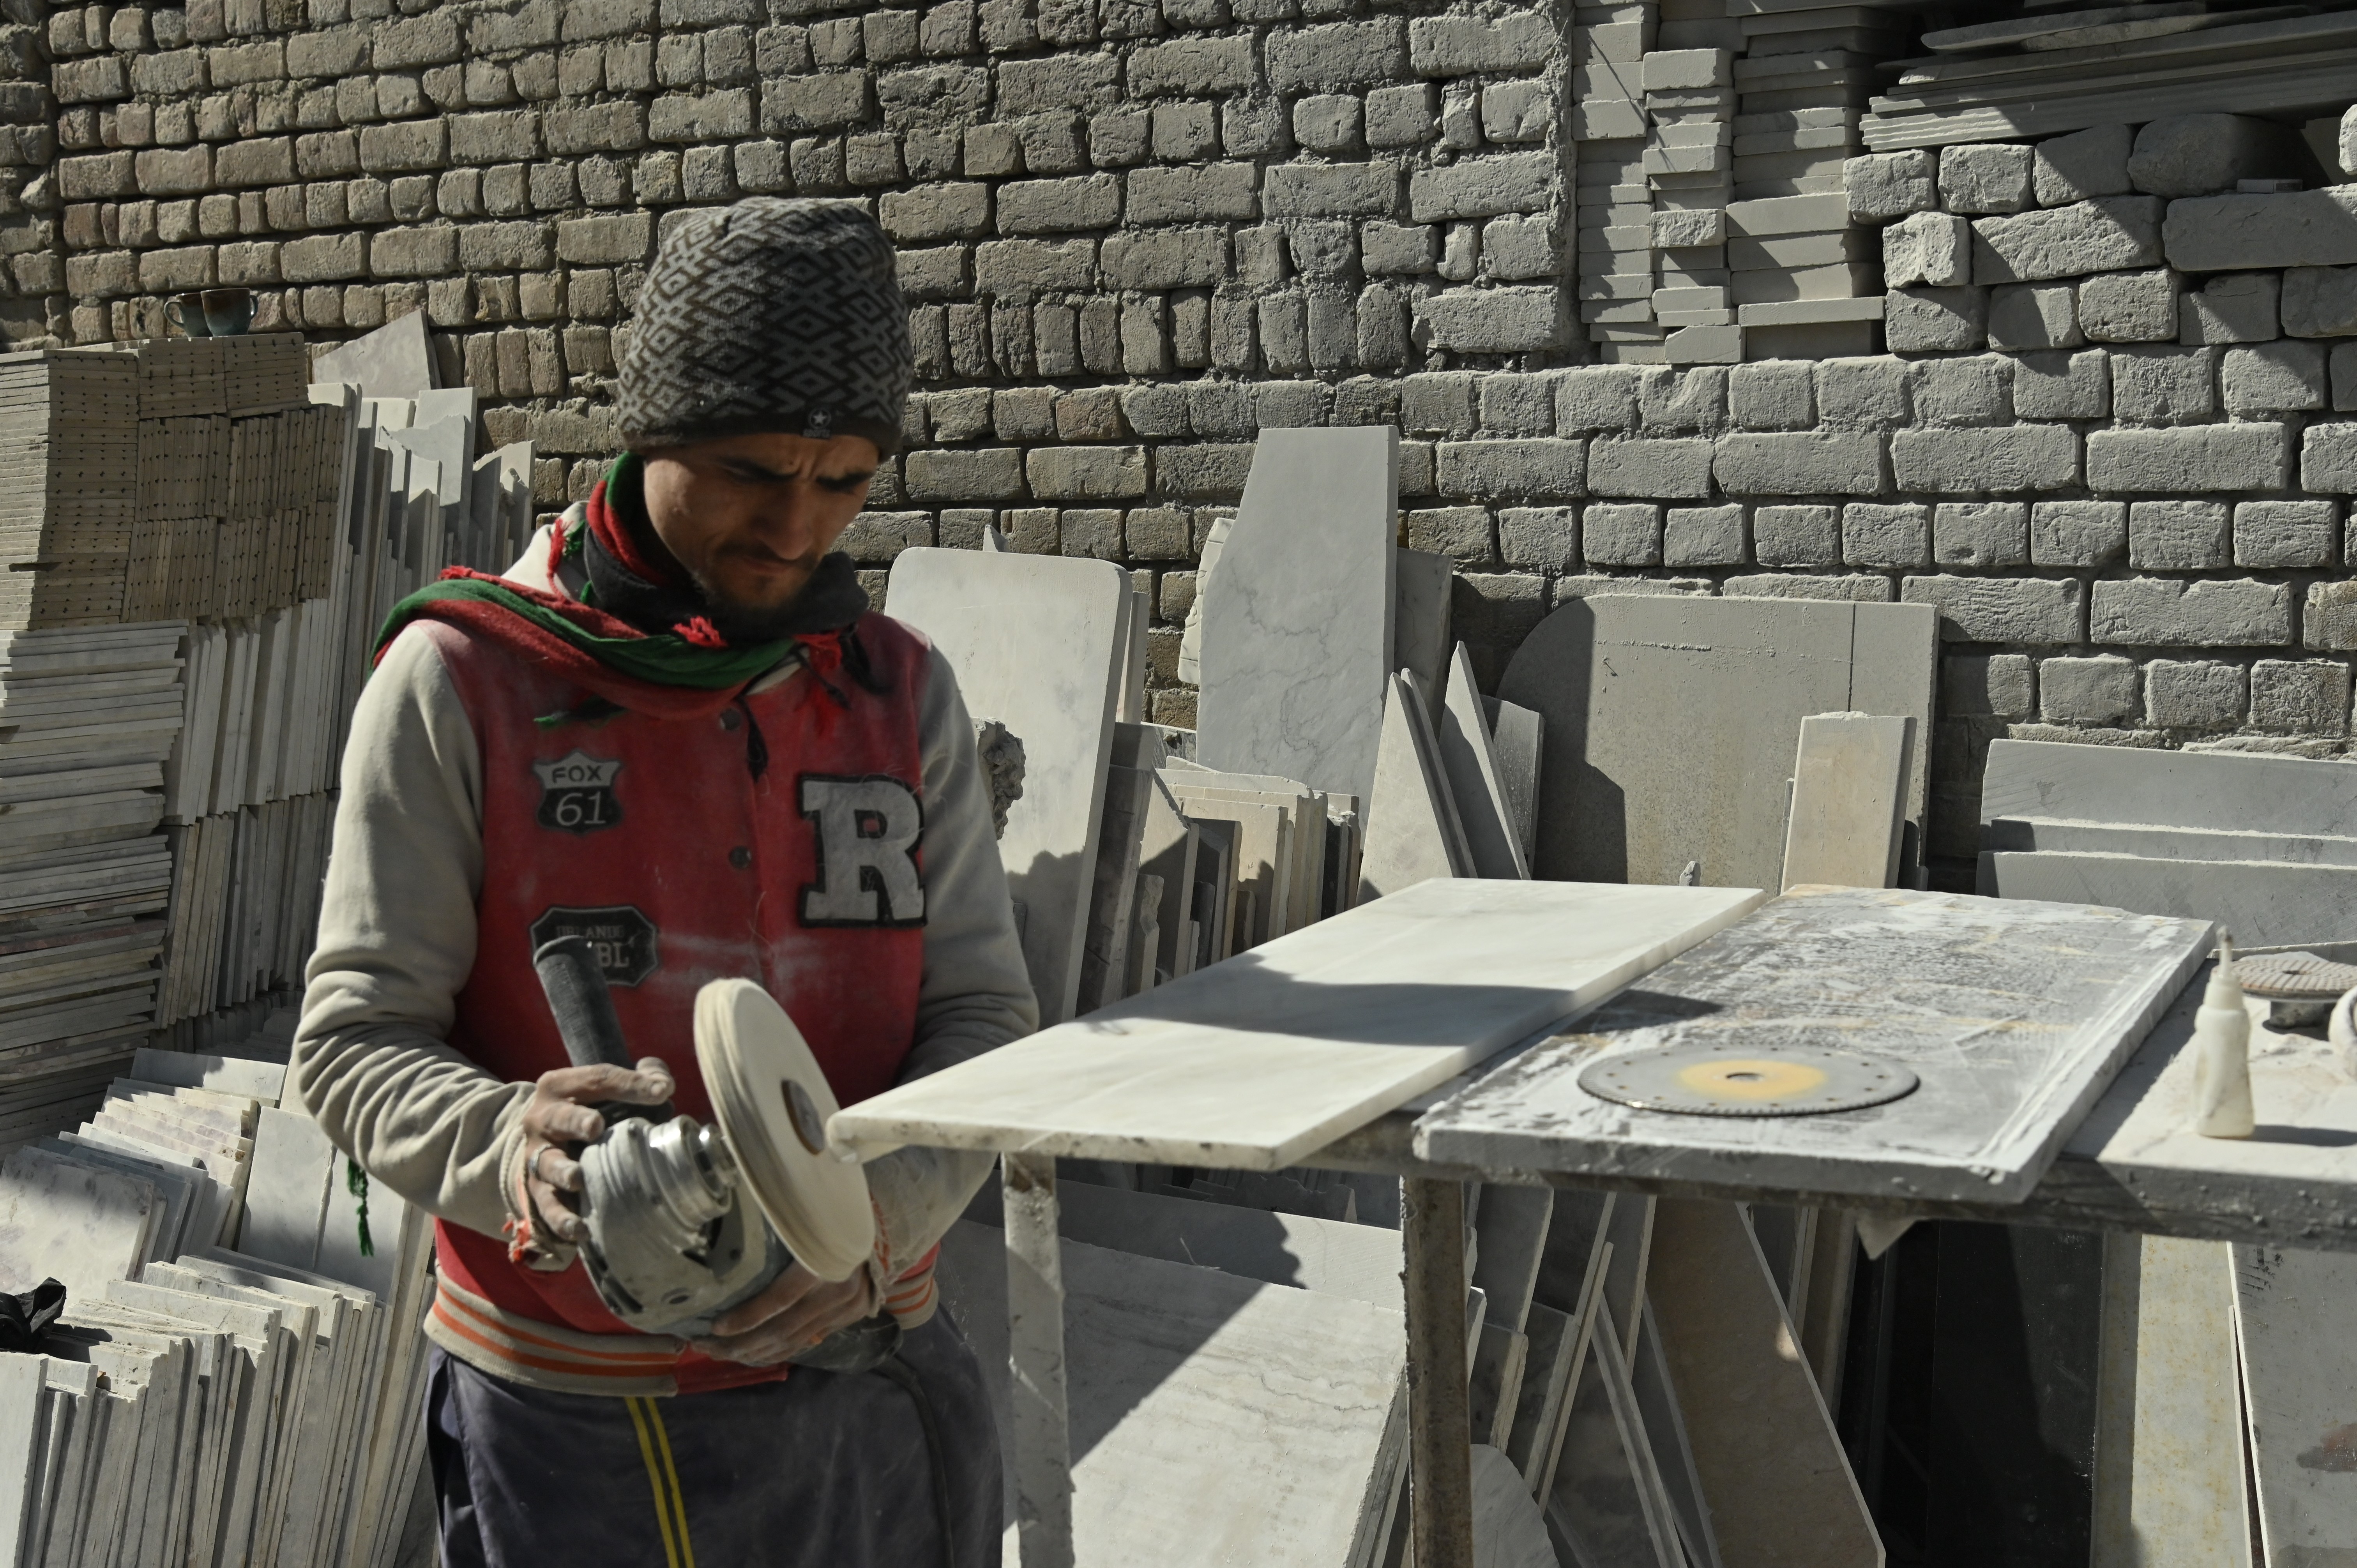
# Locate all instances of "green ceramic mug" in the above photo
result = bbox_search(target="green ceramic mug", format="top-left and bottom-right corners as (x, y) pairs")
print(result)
(164, 290), (208, 335)
(201, 287), (254, 336)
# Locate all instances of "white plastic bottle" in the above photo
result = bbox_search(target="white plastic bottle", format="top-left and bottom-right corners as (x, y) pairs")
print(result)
(2191, 933), (2255, 1139)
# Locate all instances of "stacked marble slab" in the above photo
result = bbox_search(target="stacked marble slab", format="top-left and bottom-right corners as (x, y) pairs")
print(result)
(1576, 0), (1924, 362)
(0, 1042), (434, 1568)
(0, 622), (187, 1150)
(0, 349), (140, 629)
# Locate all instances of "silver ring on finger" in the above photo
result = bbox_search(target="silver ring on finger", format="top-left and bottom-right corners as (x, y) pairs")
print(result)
(530, 1145), (553, 1185)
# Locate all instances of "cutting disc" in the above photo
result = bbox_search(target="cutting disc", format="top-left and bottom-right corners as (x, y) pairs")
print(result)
(695, 979), (875, 1282)
(1578, 1044), (1920, 1117)
(2235, 952), (2357, 1001)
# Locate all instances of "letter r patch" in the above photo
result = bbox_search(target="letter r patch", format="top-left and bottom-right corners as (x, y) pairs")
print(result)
(798, 774), (926, 927)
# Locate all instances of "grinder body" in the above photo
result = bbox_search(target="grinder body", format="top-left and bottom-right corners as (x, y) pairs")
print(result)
(531, 937), (898, 1366)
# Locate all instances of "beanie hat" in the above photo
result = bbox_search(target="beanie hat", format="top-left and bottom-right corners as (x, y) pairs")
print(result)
(618, 198), (912, 456)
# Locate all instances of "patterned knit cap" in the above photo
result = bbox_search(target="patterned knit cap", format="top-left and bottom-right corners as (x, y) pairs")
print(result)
(618, 198), (912, 456)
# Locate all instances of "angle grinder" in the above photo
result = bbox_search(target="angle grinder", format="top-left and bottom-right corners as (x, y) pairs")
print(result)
(530, 936), (899, 1369)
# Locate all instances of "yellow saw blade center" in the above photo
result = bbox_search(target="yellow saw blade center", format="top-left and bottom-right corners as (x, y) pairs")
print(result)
(1673, 1057), (1829, 1101)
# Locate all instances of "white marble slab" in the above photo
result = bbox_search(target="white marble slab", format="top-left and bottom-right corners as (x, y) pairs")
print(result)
(2236, 1240), (2357, 1565)
(831, 878), (1763, 1169)
(1780, 713), (1910, 892)
(937, 1219), (1406, 1568)
(1394, 547), (1454, 716)
(1441, 644), (1530, 881)
(1417, 885), (2212, 1204)
(1357, 671), (1473, 902)
(309, 312), (437, 401)
(1198, 428), (1399, 808)
(885, 548), (1131, 1025)
(0, 1146), (157, 1300)
(2090, 1233), (2251, 1568)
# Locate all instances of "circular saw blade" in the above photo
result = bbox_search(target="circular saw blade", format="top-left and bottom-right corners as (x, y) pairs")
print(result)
(696, 978), (875, 1282)
(1578, 1044), (1920, 1118)
(2235, 952), (2357, 1001)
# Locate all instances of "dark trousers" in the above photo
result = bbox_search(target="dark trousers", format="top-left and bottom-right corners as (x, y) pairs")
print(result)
(426, 1313), (1003, 1568)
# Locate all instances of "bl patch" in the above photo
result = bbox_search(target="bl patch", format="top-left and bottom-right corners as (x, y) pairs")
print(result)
(528, 905), (660, 987)
(534, 750), (624, 835)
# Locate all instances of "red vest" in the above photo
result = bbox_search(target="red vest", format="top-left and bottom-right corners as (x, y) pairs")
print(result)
(414, 611), (932, 1394)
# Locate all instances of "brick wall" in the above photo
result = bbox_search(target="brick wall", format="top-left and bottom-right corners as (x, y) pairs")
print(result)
(12, 0), (2357, 877)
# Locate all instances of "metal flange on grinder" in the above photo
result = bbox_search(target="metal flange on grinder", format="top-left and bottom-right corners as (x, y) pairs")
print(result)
(530, 936), (899, 1371)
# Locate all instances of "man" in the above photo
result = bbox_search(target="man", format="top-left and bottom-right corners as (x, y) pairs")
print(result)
(295, 198), (1035, 1567)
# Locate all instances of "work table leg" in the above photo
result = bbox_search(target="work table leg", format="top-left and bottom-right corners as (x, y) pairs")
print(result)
(1004, 1151), (1074, 1568)
(1404, 1175), (1475, 1568)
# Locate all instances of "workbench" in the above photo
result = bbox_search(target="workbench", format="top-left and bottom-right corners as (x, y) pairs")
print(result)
(832, 886), (2357, 1568)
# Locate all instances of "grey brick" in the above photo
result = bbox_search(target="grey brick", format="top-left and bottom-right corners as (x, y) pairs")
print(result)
(2012, 349), (2110, 420)
(1641, 369), (1728, 435)
(1903, 575), (2085, 643)
(2235, 499), (2339, 568)
(2090, 577), (2289, 646)
(2249, 660), (2351, 733)
(449, 111), (541, 165)
(997, 53), (1120, 115)
(138, 247), (217, 293)
(1843, 502), (1930, 569)
(1127, 35), (1256, 95)
(2284, 265), (2357, 339)
(2034, 124), (2132, 207)
(1885, 286), (1986, 353)
(1499, 506), (1579, 570)
(1265, 163), (1400, 219)
(282, 231), (366, 283)
(880, 182), (991, 242)
(2078, 268), (2179, 343)
(2110, 344), (2218, 422)
(1252, 379), (1328, 427)
(648, 89), (756, 141)
(1362, 220), (1438, 276)
(2179, 272), (2278, 346)
(1588, 437), (1712, 499)
(1729, 575), (1897, 602)
(876, 65), (990, 130)
(370, 224), (458, 277)
(1943, 652), (2036, 718)
(837, 511), (933, 564)
(1028, 445), (1148, 500)
(1846, 149), (1936, 222)
(2086, 424), (2288, 492)
(1160, 443), (1253, 500)
(2308, 581), (2357, 652)
(2302, 423), (2357, 494)
(555, 211), (652, 264)
(1408, 153), (1551, 223)
(545, 103), (648, 155)
(1663, 504), (1745, 567)
(2038, 655), (2138, 724)
(1408, 506), (1495, 564)
(1127, 163), (1258, 224)
(53, 57), (128, 104)
(1910, 354), (2011, 426)
(998, 173), (1119, 232)
(974, 238), (1095, 299)
(1891, 426), (2078, 493)
(1753, 504), (1839, 568)
(2031, 500), (2127, 567)
(1436, 438), (1585, 499)
(1417, 288), (1564, 353)
(1714, 431), (1887, 496)
(1972, 196), (2163, 284)
(1401, 372), (1477, 437)
(1101, 230), (1226, 289)
(1729, 362), (1815, 432)
(1988, 283), (2082, 351)
(1267, 19), (1406, 93)
(764, 73), (869, 131)
(1367, 84), (1437, 149)
(132, 49), (209, 96)
(1479, 373), (1562, 437)
(376, 10), (463, 67)
(1582, 502), (1663, 567)
(906, 447), (1027, 501)
(1942, 142), (2034, 215)
(1558, 367), (1641, 432)
(1409, 12), (1551, 75)
(2144, 660), (2245, 727)
(360, 120), (449, 174)
(458, 220), (555, 271)
(2127, 499), (2231, 569)
(1814, 356), (1910, 428)
(2222, 341), (2327, 414)
(135, 146), (213, 197)
(1934, 501), (2030, 568)
(208, 41), (285, 86)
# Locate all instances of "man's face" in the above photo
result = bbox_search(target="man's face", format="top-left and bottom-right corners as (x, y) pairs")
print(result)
(638, 431), (878, 629)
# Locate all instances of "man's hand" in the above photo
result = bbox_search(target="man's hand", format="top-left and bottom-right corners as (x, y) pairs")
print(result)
(690, 1263), (877, 1366)
(514, 1057), (675, 1245)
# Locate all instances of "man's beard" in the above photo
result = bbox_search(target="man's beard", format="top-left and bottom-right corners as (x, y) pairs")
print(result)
(684, 566), (817, 644)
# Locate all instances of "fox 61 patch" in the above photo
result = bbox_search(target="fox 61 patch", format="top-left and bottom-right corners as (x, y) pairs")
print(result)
(533, 750), (623, 835)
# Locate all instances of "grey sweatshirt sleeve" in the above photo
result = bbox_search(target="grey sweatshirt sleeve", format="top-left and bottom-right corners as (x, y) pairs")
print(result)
(863, 642), (1040, 1279)
(292, 622), (1037, 1273)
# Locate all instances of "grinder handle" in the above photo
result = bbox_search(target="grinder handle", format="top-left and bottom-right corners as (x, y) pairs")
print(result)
(532, 935), (636, 1070)
(531, 936), (675, 1125)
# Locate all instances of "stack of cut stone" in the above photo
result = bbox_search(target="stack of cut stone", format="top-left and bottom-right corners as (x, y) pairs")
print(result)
(1575, 0), (1664, 363)
(0, 350), (140, 630)
(1647, 41), (1742, 361)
